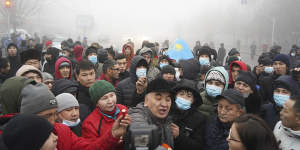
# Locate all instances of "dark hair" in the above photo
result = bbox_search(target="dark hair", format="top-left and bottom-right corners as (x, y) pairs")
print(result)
(234, 114), (280, 150)
(75, 59), (95, 75)
(0, 58), (9, 69)
(290, 95), (300, 113)
(115, 53), (126, 60)
(106, 47), (115, 58)
(231, 63), (241, 70)
(102, 59), (117, 73)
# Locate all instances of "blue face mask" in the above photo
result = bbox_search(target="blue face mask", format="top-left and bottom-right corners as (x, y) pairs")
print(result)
(199, 57), (210, 66)
(274, 94), (290, 107)
(136, 68), (147, 78)
(206, 84), (223, 98)
(160, 63), (168, 69)
(175, 97), (192, 110)
(62, 118), (81, 127)
(264, 67), (274, 74)
(88, 55), (98, 64)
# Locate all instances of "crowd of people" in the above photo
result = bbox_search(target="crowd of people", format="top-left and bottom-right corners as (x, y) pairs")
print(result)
(0, 35), (300, 150)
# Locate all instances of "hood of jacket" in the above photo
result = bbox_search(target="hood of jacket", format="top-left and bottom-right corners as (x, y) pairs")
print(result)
(205, 66), (229, 90)
(51, 79), (78, 96)
(55, 57), (72, 80)
(129, 56), (148, 82)
(16, 65), (42, 79)
(179, 58), (200, 81)
(73, 45), (83, 62)
(229, 61), (248, 84)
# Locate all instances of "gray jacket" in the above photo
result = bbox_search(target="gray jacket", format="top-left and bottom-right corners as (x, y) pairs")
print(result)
(274, 121), (300, 150)
(128, 103), (174, 148)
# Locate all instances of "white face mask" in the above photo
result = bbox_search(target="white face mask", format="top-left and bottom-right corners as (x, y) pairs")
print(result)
(62, 118), (81, 127)
(136, 68), (147, 78)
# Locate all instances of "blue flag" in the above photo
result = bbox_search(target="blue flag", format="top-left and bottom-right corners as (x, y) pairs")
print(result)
(166, 38), (194, 62)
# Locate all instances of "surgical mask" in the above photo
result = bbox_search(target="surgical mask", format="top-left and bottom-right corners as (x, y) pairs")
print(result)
(199, 57), (210, 66)
(88, 55), (98, 64)
(206, 84), (223, 98)
(264, 67), (274, 74)
(136, 68), (147, 78)
(175, 97), (192, 110)
(273, 94), (290, 107)
(160, 63), (168, 68)
(62, 118), (81, 127)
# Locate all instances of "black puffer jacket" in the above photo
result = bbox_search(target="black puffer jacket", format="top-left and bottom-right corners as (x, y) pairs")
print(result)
(116, 56), (147, 107)
(77, 83), (94, 122)
(51, 79), (79, 96)
(179, 58), (200, 81)
(170, 79), (206, 150)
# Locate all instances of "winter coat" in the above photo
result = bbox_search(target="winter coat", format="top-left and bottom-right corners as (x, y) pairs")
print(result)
(228, 61), (248, 87)
(122, 44), (134, 70)
(204, 116), (231, 150)
(273, 121), (300, 150)
(126, 103), (174, 148)
(217, 47), (226, 66)
(0, 74), (10, 85)
(259, 74), (279, 103)
(54, 122), (121, 150)
(70, 124), (82, 137)
(119, 70), (130, 82)
(244, 88), (262, 115)
(170, 79), (206, 150)
(82, 105), (128, 150)
(77, 83), (94, 122)
(0, 77), (35, 114)
(260, 103), (280, 130)
(51, 79), (78, 96)
(116, 56), (147, 107)
(55, 57), (73, 80)
(43, 48), (59, 76)
(147, 66), (160, 82)
(97, 73), (119, 87)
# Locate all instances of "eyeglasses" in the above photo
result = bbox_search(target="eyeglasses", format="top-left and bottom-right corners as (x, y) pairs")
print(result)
(228, 129), (241, 142)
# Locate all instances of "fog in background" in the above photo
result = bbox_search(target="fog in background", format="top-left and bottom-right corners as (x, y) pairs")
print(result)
(1, 0), (300, 57)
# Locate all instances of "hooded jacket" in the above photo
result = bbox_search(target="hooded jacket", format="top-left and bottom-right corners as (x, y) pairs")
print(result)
(116, 56), (147, 107)
(6, 43), (21, 78)
(198, 66), (229, 117)
(179, 58), (201, 81)
(274, 121), (300, 150)
(16, 65), (42, 79)
(81, 104), (128, 150)
(228, 61), (248, 85)
(51, 79), (78, 96)
(55, 57), (73, 80)
(0, 77), (36, 114)
(170, 79), (206, 150)
(139, 47), (160, 82)
(122, 44), (134, 70)
(73, 45), (84, 63)
(43, 47), (59, 76)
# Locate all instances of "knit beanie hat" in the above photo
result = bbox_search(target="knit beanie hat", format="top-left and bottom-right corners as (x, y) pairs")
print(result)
(161, 65), (176, 75)
(273, 54), (291, 68)
(1, 114), (53, 150)
(89, 80), (116, 105)
(20, 83), (57, 114)
(205, 70), (226, 86)
(259, 57), (273, 66)
(235, 71), (257, 92)
(42, 72), (54, 81)
(56, 93), (79, 113)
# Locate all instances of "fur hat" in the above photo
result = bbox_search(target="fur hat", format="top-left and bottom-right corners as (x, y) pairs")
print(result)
(20, 49), (41, 64)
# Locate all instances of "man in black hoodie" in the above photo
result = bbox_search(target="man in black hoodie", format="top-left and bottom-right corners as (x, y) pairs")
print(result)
(6, 43), (21, 77)
(116, 56), (148, 107)
(42, 47), (59, 76)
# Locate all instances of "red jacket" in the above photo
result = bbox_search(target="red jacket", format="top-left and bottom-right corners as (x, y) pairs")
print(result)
(81, 104), (128, 150)
(74, 45), (83, 62)
(229, 60), (248, 84)
(55, 57), (73, 80)
(54, 123), (120, 150)
(97, 73), (119, 87)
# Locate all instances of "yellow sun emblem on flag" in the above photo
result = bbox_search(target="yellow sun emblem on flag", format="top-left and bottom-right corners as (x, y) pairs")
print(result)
(175, 44), (183, 51)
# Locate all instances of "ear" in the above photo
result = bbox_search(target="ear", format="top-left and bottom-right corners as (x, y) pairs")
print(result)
(295, 113), (300, 125)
